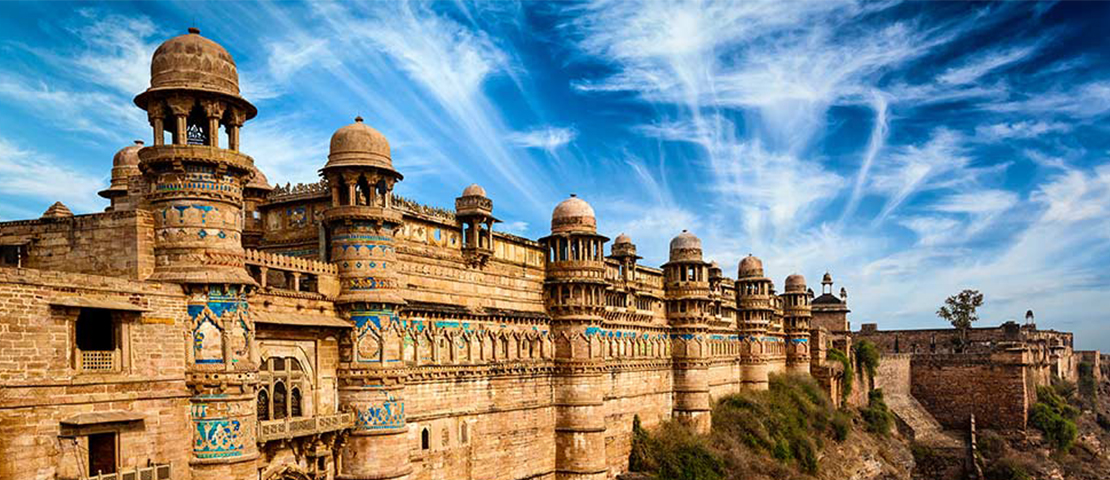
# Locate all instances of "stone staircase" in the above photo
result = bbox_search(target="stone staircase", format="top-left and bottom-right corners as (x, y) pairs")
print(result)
(885, 392), (962, 448)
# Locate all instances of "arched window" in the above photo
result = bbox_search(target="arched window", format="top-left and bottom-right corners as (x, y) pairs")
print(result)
(257, 389), (270, 421)
(290, 387), (302, 417)
(421, 427), (430, 450)
(273, 381), (287, 419)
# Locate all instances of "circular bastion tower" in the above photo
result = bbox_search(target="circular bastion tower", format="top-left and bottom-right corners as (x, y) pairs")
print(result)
(736, 255), (775, 390)
(133, 28), (261, 478)
(782, 274), (812, 375)
(663, 231), (712, 432)
(320, 117), (412, 480)
(540, 195), (609, 480)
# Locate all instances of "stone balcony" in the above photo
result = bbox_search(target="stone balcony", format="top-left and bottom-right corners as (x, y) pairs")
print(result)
(257, 412), (354, 443)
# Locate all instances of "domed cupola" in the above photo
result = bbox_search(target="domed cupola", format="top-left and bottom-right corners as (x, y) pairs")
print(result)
(550, 194), (597, 234)
(668, 230), (703, 263)
(136, 27), (254, 116)
(98, 140), (144, 211)
(784, 274), (806, 293)
(739, 254), (764, 278)
(325, 116), (399, 177)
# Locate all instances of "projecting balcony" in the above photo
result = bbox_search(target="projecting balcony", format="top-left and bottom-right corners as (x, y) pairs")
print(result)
(84, 463), (171, 480)
(257, 412), (354, 443)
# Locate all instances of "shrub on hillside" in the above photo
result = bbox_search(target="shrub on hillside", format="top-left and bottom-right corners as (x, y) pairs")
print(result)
(1030, 385), (1079, 452)
(984, 457), (1032, 480)
(853, 340), (881, 388)
(861, 388), (894, 435)
(628, 416), (723, 480)
(712, 374), (843, 474)
(827, 348), (853, 403)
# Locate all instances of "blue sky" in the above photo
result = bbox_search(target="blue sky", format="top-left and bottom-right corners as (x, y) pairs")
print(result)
(1, 1), (1108, 349)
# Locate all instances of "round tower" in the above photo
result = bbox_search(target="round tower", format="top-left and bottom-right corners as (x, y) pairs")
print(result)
(783, 274), (812, 375)
(320, 117), (411, 480)
(540, 195), (609, 480)
(133, 27), (260, 478)
(455, 183), (499, 266)
(736, 255), (774, 390)
(663, 231), (712, 432)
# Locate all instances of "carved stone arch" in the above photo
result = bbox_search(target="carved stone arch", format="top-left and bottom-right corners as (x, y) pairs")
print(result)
(554, 331), (573, 358)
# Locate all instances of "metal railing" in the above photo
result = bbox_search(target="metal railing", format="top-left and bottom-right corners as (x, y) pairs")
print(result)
(79, 350), (118, 372)
(86, 463), (171, 480)
(257, 411), (354, 443)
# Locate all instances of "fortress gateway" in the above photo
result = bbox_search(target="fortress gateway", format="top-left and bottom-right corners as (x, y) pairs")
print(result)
(0, 29), (859, 480)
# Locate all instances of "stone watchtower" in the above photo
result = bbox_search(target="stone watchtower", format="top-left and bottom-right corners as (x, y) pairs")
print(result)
(663, 231), (712, 432)
(455, 184), (498, 266)
(737, 255), (774, 390)
(540, 195), (609, 480)
(133, 27), (261, 477)
(319, 117), (412, 480)
(811, 272), (851, 333)
(782, 274), (812, 375)
(609, 233), (640, 284)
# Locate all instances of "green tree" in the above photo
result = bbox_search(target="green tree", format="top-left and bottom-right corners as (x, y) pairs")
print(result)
(936, 289), (984, 350)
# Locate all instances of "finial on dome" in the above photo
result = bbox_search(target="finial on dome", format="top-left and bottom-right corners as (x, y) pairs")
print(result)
(355, 116), (363, 123)
(133, 139), (144, 146)
(570, 193), (577, 198)
(188, 27), (200, 35)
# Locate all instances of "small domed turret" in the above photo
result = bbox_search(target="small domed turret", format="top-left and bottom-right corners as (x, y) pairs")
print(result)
(738, 254), (764, 278)
(668, 230), (703, 262)
(99, 140), (144, 203)
(551, 194), (596, 234)
(325, 116), (399, 176)
(461, 183), (487, 197)
(785, 274), (806, 293)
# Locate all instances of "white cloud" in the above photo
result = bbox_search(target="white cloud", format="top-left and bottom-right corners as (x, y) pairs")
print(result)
(937, 44), (1040, 85)
(974, 121), (1070, 141)
(0, 136), (105, 217)
(506, 127), (577, 153)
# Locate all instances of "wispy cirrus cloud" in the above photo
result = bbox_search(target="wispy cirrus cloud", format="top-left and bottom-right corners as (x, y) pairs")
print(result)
(506, 126), (577, 153)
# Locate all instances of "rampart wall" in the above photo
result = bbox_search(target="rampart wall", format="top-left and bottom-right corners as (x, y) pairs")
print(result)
(0, 210), (155, 280)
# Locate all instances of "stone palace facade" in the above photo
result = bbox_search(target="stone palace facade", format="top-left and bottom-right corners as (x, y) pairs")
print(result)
(0, 29), (853, 480)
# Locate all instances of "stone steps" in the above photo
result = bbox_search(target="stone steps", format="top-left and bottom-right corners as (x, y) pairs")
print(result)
(886, 392), (962, 448)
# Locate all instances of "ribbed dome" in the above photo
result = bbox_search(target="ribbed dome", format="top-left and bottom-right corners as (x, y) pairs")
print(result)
(462, 183), (487, 197)
(135, 28), (256, 118)
(785, 274), (806, 293)
(325, 116), (398, 175)
(613, 233), (632, 245)
(551, 195), (596, 233)
(738, 254), (764, 278)
(150, 28), (239, 97)
(100, 140), (144, 199)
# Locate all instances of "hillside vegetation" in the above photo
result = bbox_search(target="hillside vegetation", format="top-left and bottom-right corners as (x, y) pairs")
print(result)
(628, 374), (912, 480)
